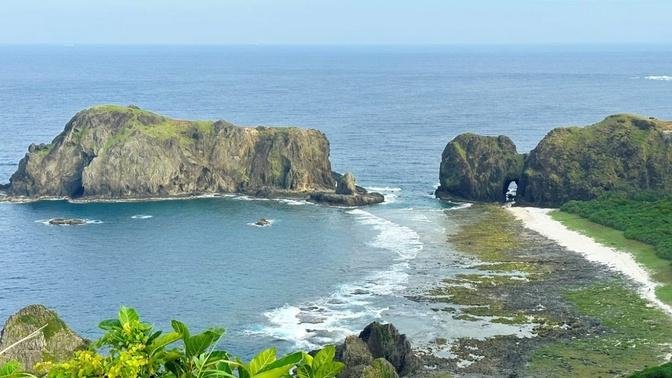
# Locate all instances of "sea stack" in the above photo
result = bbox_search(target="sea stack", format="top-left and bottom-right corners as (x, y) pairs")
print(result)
(436, 114), (672, 206)
(3, 105), (382, 205)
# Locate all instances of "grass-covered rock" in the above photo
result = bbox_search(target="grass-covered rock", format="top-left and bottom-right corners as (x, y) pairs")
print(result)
(6, 105), (336, 200)
(521, 114), (672, 206)
(435, 134), (524, 202)
(0, 305), (86, 371)
(436, 114), (672, 206)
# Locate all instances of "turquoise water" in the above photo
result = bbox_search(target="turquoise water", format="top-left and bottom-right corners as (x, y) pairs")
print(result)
(1, 45), (671, 357)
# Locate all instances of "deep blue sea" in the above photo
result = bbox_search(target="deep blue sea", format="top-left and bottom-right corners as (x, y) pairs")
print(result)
(0, 45), (671, 357)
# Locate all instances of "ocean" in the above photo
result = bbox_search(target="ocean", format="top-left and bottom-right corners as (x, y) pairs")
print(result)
(0, 44), (670, 357)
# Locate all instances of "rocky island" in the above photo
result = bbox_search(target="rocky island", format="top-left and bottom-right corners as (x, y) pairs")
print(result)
(1, 105), (383, 205)
(436, 114), (672, 206)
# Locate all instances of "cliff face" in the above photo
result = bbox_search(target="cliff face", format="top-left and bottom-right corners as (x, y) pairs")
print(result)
(7, 105), (336, 199)
(436, 114), (672, 206)
(435, 134), (524, 202)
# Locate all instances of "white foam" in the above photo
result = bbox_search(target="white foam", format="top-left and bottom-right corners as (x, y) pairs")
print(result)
(346, 209), (423, 260)
(36, 218), (103, 226)
(131, 215), (153, 219)
(366, 186), (402, 192)
(276, 199), (312, 206)
(645, 75), (672, 81)
(249, 209), (423, 349)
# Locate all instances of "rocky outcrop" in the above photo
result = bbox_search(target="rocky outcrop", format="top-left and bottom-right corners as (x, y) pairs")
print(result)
(5, 105), (337, 200)
(435, 134), (524, 202)
(0, 305), (86, 371)
(310, 173), (384, 206)
(336, 322), (418, 378)
(336, 172), (357, 195)
(436, 114), (672, 207)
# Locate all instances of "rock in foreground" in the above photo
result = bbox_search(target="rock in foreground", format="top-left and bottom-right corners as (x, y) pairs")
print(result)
(0, 305), (86, 371)
(436, 114), (672, 206)
(336, 322), (418, 377)
(6, 105), (335, 200)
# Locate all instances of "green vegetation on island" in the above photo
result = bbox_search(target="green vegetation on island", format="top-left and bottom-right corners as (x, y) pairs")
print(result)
(436, 114), (672, 206)
(561, 193), (672, 260)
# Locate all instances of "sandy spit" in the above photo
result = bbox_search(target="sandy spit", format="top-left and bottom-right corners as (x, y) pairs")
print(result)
(507, 206), (672, 316)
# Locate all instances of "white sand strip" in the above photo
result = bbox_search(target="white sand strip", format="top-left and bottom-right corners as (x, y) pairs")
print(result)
(507, 206), (672, 316)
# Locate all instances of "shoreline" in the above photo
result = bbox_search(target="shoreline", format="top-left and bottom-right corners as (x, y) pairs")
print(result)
(507, 206), (672, 316)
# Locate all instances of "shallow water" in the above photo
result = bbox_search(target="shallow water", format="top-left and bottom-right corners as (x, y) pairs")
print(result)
(0, 45), (671, 357)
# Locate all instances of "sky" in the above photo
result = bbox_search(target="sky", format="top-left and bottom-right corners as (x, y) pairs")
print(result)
(0, 0), (671, 45)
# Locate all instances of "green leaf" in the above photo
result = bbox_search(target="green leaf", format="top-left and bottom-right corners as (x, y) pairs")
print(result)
(171, 319), (190, 339)
(258, 351), (303, 374)
(185, 329), (224, 358)
(118, 306), (139, 325)
(314, 361), (344, 378)
(0, 361), (35, 378)
(312, 345), (335, 371)
(249, 347), (277, 375)
(148, 331), (181, 354)
(294, 365), (312, 378)
(252, 365), (293, 378)
(98, 318), (121, 331)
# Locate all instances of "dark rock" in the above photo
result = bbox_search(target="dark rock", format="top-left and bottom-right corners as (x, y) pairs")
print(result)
(48, 218), (86, 225)
(435, 134), (524, 202)
(336, 172), (357, 195)
(336, 336), (373, 377)
(0, 305), (87, 371)
(309, 191), (385, 206)
(254, 218), (271, 227)
(358, 322), (419, 376)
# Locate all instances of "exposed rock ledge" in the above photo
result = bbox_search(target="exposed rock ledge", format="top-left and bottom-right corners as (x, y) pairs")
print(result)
(436, 114), (672, 207)
(2, 105), (382, 205)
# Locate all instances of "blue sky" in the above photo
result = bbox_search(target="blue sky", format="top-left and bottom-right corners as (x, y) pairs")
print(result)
(1, 0), (670, 45)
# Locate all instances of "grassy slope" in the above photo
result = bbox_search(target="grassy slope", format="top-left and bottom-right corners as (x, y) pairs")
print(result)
(551, 210), (672, 306)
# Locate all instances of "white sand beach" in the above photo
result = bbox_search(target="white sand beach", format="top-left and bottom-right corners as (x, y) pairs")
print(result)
(507, 206), (672, 316)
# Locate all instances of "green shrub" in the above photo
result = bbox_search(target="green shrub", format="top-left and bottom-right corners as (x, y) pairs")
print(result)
(629, 361), (672, 377)
(0, 306), (343, 378)
(561, 192), (672, 260)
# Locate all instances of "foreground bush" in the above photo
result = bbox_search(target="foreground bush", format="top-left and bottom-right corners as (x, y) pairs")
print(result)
(561, 192), (672, 260)
(0, 306), (343, 378)
(629, 361), (672, 378)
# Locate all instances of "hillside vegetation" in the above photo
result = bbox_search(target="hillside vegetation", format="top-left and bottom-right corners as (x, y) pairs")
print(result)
(561, 193), (672, 260)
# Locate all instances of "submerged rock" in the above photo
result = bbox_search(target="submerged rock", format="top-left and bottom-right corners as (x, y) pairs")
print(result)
(436, 114), (672, 206)
(6, 105), (335, 200)
(48, 218), (86, 225)
(254, 218), (271, 227)
(0, 305), (86, 371)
